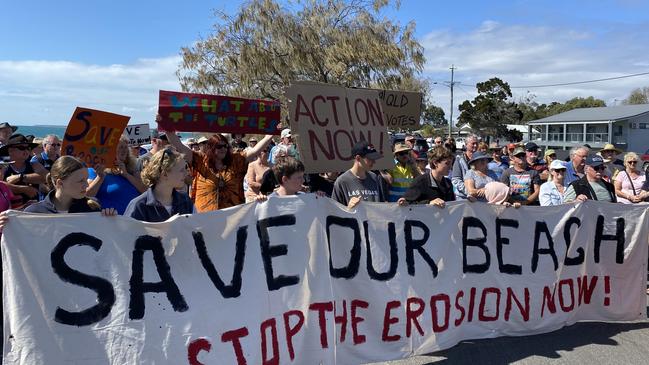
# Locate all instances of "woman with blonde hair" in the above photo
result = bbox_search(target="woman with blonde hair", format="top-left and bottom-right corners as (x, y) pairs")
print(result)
(614, 152), (648, 204)
(87, 136), (146, 214)
(125, 148), (194, 222)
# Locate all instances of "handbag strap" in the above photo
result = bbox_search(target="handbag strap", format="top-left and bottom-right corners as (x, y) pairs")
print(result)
(625, 170), (637, 196)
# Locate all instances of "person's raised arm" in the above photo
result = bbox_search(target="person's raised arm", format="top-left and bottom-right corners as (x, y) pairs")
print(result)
(244, 135), (273, 162)
(165, 131), (193, 164)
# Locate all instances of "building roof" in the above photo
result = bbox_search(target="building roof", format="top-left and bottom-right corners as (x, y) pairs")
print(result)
(528, 104), (649, 124)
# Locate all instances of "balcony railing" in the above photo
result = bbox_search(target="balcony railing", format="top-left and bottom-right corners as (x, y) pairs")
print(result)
(566, 133), (583, 142)
(585, 133), (609, 143)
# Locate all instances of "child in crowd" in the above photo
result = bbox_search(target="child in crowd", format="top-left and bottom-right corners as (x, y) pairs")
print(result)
(124, 148), (194, 222)
(256, 157), (308, 199)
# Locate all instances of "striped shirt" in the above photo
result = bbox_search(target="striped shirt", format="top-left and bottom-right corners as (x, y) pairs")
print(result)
(388, 164), (417, 202)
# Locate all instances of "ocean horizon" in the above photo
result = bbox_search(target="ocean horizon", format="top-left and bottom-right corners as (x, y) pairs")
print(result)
(12, 125), (196, 140)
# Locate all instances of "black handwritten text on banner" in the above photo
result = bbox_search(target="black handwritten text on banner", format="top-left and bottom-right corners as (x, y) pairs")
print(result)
(2, 199), (647, 364)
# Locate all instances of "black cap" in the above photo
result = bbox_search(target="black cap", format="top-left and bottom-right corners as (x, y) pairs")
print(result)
(0, 122), (18, 132)
(586, 155), (604, 167)
(524, 142), (539, 151)
(351, 140), (382, 160)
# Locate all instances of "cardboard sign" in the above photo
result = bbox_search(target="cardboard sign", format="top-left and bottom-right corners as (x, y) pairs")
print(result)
(286, 82), (393, 173)
(124, 123), (151, 146)
(157, 90), (281, 135)
(378, 89), (423, 129)
(61, 107), (130, 167)
(2, 199), (648, 364)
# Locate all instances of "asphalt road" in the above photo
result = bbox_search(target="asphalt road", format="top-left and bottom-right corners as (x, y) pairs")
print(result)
(368, 298), (649, 365)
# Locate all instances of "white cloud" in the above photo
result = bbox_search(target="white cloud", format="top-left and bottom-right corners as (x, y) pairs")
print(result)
(0, 56), (182, 126)
(420, 20), (649, 121)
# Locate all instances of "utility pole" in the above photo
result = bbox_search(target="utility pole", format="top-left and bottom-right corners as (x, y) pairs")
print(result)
(448, 65), (456, 138)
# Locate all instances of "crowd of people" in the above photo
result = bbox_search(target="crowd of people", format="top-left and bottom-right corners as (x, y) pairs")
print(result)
(0, 119), (647, 231)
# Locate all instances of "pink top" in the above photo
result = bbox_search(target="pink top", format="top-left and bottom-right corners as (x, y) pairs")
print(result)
(0, 182), (15, 212)
(244, 159), (270, 201)
(615, 170), (646, 204)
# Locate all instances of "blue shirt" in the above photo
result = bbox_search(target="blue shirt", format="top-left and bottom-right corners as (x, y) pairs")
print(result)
(562, 161), (583, 187)
(487, 160), (508, 180)
(124, 187), (194, 222)
(87, 168), (140, 215)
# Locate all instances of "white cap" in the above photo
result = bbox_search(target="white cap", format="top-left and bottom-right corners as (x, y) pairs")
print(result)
(281, 128), (292, 139)
(549, 160), (566, 170)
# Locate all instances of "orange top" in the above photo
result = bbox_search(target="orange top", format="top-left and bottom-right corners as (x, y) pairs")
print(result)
(192, 151), (248, 212)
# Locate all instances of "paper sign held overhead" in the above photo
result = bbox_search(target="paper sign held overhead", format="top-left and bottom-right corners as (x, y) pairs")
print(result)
(157, 90), (281, 135)
(61, 107), (130, 167)
(124, 123), (151, 147)
(286, 82), (393, 173)
(377, 89), (423, 129)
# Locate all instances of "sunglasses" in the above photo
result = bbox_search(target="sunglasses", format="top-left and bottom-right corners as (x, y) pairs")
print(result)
(215, 143), (228, 149)
(396, 151), (409, 156)
(48, 143), (61, 147)
(592, 165), (606, 171)
(9, 145), (30, 151)
(627, 160), (638, 164)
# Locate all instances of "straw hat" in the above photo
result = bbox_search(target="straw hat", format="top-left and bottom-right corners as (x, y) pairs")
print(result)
(600, 143), (622, 154)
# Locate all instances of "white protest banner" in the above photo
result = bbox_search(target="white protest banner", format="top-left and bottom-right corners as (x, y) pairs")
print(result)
(124, 123), (151, 146)
(3, 199), (648, 364)
(377, 89), (423, 129)
(286, 81), (393, 173)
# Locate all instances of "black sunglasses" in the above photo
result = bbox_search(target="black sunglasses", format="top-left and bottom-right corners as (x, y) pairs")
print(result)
(215, 143), (228, 149)
(592, 165), (606, 171)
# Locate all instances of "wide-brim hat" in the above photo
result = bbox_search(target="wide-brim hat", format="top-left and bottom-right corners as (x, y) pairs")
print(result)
(600, 143), (622, 154)
(197, 136), (209, 144)
(0, 133), (39, 156)
(468, 151), (493, 165)
(0, 122), (18, 133)
(393, 143), (412, 155)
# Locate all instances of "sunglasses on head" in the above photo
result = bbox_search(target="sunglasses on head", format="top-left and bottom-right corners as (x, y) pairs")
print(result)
(158, 148), (174, 174)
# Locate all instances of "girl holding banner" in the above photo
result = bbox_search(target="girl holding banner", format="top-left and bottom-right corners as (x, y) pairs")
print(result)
(124, 148), (194, 222)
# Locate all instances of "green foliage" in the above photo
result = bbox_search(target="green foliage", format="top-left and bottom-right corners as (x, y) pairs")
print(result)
(520, 94), (606, 122)
(623, 87), (649, 105)
(457, 77), (523, 138)
(177, 0), (425, 115)
(422, 104), (447, 126)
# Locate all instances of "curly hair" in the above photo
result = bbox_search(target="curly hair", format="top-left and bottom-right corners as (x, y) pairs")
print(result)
(140, 148), (185, 187)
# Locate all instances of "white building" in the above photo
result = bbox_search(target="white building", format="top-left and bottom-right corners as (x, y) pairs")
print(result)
(527, 104), (649, 153)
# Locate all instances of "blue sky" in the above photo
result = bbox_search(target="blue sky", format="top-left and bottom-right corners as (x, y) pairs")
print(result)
(2, 0), (649, 125)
